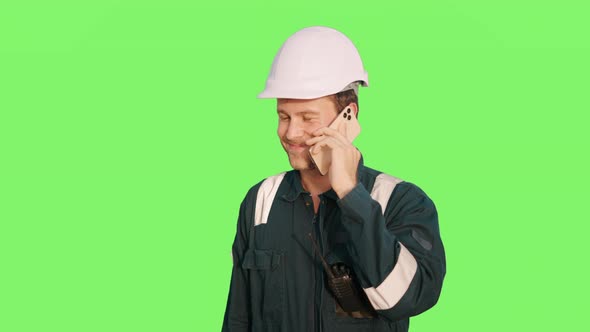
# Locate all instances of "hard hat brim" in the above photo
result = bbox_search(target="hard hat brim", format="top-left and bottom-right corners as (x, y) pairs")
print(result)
(257, 78), (368, 99)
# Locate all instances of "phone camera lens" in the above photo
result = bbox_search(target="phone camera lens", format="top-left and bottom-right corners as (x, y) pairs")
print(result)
(343, 113), (347, 118)
(347, 115), (351, 120)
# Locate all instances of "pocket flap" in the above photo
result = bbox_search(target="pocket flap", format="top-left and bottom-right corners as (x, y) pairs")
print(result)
(242, 249), (282, 270)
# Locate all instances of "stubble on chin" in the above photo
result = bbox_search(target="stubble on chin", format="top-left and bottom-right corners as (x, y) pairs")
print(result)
(288, 151), (316, 171)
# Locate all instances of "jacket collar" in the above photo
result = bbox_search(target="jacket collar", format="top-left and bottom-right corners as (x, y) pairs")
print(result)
(281, 153), (365, 202)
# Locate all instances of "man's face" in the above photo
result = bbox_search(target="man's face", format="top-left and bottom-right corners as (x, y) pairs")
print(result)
(277, 96), (339, 171)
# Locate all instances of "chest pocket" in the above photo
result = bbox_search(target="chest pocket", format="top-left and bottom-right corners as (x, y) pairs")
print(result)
(242, 248), (285, 323)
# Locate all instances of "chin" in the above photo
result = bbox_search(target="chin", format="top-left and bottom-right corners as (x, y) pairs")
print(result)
(288, 154), (314, 171)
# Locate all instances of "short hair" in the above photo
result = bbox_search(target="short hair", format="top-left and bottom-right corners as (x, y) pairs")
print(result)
(330, 89), (359, 118)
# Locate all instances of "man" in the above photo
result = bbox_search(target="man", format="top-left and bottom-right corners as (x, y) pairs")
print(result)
(222, 26), (446, 332)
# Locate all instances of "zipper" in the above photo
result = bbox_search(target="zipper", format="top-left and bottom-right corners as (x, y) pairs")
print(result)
(312, 212), (320, 332)
(309, 198), (318, 332)
(310, 196), (325, 332)
(317, 198), (325, 332)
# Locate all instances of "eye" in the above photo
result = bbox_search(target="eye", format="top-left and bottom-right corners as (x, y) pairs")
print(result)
(278, 115), (290, 121)
(303, 117), (316, 122)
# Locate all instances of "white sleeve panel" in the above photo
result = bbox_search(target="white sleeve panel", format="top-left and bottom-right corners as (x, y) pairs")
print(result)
(370, 173), (403, 214)
(363, 243), (418, 310)
(364, 173), (417, 310)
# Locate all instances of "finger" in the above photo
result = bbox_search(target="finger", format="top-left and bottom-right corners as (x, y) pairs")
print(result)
(312, 126), (339, 137)
(313, 127), (348, 143)
(305, 135), (326, 146)
(311, 137), (344, 154)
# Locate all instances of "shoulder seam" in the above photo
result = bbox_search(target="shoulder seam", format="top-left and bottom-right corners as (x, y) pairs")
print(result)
(254, 172), (287, 226)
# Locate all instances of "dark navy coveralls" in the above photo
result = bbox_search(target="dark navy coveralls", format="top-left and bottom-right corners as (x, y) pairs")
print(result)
(223, 158), (446, 331)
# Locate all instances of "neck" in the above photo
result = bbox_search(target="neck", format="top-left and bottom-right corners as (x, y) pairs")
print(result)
(299, 168), (331, 196)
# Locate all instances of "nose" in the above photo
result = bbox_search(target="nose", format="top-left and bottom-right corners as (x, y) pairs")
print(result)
(285, 119), (306, 142)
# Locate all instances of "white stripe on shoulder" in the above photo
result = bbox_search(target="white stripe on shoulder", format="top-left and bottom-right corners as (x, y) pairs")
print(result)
(254, 172), (287, 226)
(363, 243), (418, 310)
(370, 173), (404, 214)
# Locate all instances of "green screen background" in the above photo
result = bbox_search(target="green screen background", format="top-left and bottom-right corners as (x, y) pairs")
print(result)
(1, 1), (588, 331)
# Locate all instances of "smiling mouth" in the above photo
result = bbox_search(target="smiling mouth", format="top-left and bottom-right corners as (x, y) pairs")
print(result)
(285, 143), (308, 151)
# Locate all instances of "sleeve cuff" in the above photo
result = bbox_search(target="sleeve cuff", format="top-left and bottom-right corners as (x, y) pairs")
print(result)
(336, 182), (375, 223)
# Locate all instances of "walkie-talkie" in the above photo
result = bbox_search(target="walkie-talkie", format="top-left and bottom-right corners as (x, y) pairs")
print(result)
(308, 233), (376, 317)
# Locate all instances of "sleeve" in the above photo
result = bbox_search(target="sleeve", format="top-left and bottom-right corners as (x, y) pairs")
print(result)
(221, 190), (255, 331)
(336, 181), (446, 321)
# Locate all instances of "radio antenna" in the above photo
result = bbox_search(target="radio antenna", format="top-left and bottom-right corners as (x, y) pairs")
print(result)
(308, 233), (334, 279)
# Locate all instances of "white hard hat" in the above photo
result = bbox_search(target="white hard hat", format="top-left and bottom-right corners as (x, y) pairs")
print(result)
(258, 26), (369, 99)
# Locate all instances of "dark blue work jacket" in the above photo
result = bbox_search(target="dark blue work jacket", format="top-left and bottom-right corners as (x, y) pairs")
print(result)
(222, 159), (446, 331)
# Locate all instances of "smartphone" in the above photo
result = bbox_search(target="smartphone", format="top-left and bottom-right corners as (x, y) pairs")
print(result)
(309, 105), (361, 175)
